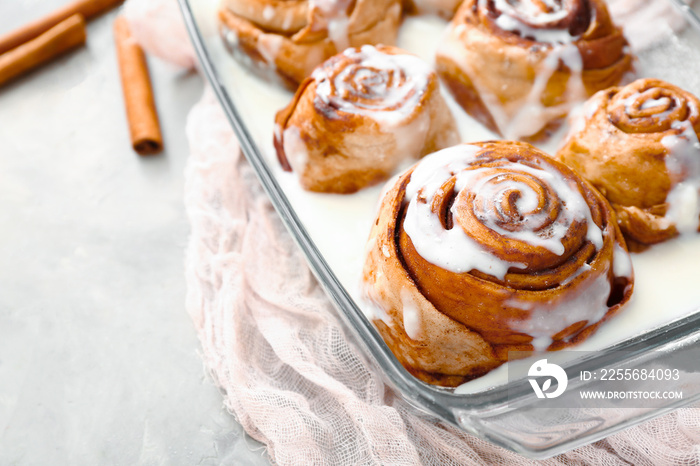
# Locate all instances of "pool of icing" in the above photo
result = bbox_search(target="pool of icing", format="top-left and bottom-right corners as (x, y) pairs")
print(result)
(194, 0), (700, 393)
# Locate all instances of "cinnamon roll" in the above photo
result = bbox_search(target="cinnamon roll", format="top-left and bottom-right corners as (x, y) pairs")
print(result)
(218, 0), (402, 89)
(556, 78), (700, 250)
(435, 0), (633, 141)
(362, 141), (633, 386)
(274, 45), (460, 193)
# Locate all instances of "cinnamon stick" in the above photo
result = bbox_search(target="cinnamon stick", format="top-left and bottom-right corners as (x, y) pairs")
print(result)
(113, 16), (163, 156)
(0, 15), (86, 88)
(0, 0), (123, 56)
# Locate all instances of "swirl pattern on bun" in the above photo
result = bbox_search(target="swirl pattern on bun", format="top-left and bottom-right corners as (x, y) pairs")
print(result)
(557, 78), (700, 250)
(362, 141), (634, 386)
(435, 0), (633, 140)
(274, 45), (459, 193)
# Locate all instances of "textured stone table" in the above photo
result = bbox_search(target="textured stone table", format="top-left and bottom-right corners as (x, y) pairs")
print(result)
(0, 2), (268, 464)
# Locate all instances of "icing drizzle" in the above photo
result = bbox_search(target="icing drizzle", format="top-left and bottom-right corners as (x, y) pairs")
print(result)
(312, 45), (433, 127)
(438, 0), (592, 139)
(608, 84), (700, 233)
(662, 120), (700, 234)
(489, 0), (587, 44)
(402, 144), (604, 279)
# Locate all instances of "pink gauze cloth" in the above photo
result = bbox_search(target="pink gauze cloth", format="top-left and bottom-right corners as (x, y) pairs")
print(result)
(124, 0), (700, 464)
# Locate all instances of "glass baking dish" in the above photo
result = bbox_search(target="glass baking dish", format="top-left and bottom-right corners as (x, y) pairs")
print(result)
(178, 0), (700, 458)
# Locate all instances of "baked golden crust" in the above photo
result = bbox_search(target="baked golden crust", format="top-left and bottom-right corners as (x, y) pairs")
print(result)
(556, 78), (700, 250)
(218, 0), (402, 89)
(274, 45), (459, 193)
(362, 141), (634, 386)
(435, 0), (633, 140)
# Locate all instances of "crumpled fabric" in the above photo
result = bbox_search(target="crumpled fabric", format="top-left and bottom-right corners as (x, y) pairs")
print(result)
(125, 0), (700, 464)
(122, 0), (197, 69)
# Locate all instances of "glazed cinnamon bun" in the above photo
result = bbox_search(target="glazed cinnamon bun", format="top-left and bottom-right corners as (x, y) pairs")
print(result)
(274, 45), (460, 193)
(435, 0), (633, 141)
(556, 78), (700, 250)
(219, 0), (402, 89)
(362, 141), (634, 386)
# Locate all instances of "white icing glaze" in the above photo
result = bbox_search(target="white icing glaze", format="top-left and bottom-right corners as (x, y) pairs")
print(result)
(282, 126), (309, 172)
(490, 0), (582, 43)
(502, 43), (585, 140)
(357, 241), (393, 327)
(381, 244), (391, 258)
(262, 5), (274, 21)
(613, 243), (633, 278)
(311, 0), (353, 51)
(531, 336), (553, 352)
(666, 184), (700, 234)
(225, 27), (239, 48)
(641, 96), (672, 110)
(312, 45), (434, 128)
(327, 15), (350, 52)
(493, 0), (572, 27)
(621, 89), (681, 122)
(662, 119), (700, 235)
(402, 145), (604, 279)
(404, 145), (522, 278)
(494, 9), (575, 44)
(507, 264), (613, 352)
(400, 288), (423, 340)
(438, 20), (587, 140)
(456, 162), (602, 253)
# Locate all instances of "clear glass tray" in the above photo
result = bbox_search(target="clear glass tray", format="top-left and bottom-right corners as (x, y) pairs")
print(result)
(178, 0), (700, 458)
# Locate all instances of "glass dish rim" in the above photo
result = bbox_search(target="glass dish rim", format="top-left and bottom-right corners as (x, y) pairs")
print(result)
(177, 0), (700, 458)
